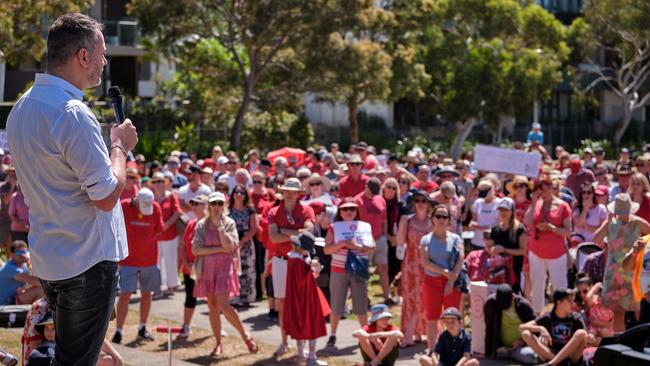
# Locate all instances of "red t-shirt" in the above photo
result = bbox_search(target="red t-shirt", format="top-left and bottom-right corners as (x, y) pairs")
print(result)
(355, 193), (387, 239)
(252, 189), (276, 215)
(181, 218), (198, 275)
(158, 192), (182, 240)
(120, 199), (164, 267)
(529, 199), (572, 259)
(362, 324), (398, 353)
(267, 203), (315, 257)
(412, 180), (439, 193)
(120, 185), (139, 200)
(339, 174), (369, 198)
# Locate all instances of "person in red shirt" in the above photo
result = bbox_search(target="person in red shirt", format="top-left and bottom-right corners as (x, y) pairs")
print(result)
(339, 154), (369, 198)
(151, 172), (182, 294)
(355, 141), (379, 172)
(355, 178), (391, 305)
(120, 167), (140, 200)
(112, 188), (164, 344)
(353, 304), (402, 366)
(267, 178), (315, 356)
(412, 164), (438, 193)
(177, 194), (207, 338)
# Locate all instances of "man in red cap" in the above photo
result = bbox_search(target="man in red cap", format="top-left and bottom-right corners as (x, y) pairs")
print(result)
(565, 159), (595, 198)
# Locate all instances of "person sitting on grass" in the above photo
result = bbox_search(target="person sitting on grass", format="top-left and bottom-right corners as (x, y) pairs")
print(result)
(0, 240), (43, 305)
(519, 288), (588, 366)
(353, 304), (402, 366)
(418, 307), (478, 366)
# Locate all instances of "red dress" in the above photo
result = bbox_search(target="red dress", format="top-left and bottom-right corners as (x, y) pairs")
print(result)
(400, 217), (429, 339)
(283, 255), (331, 340)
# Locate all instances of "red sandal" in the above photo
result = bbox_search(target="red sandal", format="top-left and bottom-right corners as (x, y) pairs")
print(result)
(245, 335), (259, 354)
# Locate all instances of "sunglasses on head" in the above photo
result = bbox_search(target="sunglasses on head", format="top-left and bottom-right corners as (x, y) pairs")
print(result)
(210, 201), (224, 207)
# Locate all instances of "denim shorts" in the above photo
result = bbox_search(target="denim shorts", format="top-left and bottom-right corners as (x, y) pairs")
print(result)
(118, 265), (161, 293)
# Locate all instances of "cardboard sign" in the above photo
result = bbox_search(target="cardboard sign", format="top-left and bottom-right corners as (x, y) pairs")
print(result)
(470, 281), (499, 355)
(474, 144), (541, 178)
(332, 221), (375, 248)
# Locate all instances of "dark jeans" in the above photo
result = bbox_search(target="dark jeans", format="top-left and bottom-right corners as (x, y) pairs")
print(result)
(254, 238), (266, 301)
(40, 260), (118, 366)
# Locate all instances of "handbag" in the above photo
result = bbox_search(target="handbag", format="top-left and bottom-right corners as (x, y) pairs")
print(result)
(345, 250), (370, 281)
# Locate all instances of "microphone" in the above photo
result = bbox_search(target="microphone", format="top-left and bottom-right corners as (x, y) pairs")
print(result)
(108, 86), (125, 124)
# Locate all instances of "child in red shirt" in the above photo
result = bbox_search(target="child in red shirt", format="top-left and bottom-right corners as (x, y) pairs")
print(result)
(353, 304), (403, 366)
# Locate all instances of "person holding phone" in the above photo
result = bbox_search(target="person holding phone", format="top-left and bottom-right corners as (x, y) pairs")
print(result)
(524, 177), (573, 314)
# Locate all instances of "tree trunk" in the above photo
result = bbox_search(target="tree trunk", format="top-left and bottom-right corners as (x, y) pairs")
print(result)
(612, 107), (632, 149)
(348, 102), (359, 144)
(230, 82), (253, 150)
(450, 118), (477, 160)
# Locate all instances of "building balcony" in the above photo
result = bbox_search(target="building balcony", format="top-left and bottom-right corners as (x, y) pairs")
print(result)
(104, 20), (139, 47)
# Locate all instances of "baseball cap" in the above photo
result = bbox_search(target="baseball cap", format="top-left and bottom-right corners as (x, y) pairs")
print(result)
(190, 195), (208, 205)
(208, 191), (227, 203)
(595, 185), (609, 197)
(309, 201), (325, 215)
(441, 307), (462, 320)
(138, 188), (155, 216)
(168, 156), (180, 165)
(552, 288), (576, 303)
(497, 197), (515, 211)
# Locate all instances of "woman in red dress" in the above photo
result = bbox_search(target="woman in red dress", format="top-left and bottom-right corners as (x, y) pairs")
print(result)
(395, 190), (433, 346)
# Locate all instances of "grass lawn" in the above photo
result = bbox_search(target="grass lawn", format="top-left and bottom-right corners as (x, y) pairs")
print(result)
(0, 328), (22, 362)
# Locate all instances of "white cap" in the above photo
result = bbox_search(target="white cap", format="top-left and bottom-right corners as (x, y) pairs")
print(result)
(208, 191), (227, 203)
(217, 156), (229, 165)
(138, 188), (155, 215)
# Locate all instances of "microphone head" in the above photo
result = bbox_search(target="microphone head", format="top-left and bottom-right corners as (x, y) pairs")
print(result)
(108, 86), (122, 101)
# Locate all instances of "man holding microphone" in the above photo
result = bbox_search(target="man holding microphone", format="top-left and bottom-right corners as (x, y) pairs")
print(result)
(6, 13), (138, 366)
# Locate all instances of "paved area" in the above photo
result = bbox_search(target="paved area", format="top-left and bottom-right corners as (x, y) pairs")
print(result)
(128, 291), (519, 365)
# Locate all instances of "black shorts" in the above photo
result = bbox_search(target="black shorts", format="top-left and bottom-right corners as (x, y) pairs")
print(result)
(361, 344), (398, 366)
(265, 275), (274, 298)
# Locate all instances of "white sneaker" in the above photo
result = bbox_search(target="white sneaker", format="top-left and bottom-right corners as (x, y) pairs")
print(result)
(221, 329), (227, 337)
(178, 325), (191, 338)
(274, 343), (289, 357)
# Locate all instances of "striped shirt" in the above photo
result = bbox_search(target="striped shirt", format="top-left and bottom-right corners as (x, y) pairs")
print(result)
(327, 222), (369, 273)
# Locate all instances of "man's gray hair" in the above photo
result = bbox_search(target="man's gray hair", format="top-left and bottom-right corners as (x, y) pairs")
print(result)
(46, 13), (102, 69)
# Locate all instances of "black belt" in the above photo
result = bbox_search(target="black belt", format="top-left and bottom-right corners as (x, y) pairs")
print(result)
(274, 255), (288, 260)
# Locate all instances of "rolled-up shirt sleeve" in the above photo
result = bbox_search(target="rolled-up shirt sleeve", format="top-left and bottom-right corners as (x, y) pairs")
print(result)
(54, 103), (117, 201)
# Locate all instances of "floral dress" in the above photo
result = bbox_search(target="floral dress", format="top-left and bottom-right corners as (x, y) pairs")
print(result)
(602, 218), (640, 312)
(230, 207), (257, 303)
(400, 216), (430, 340)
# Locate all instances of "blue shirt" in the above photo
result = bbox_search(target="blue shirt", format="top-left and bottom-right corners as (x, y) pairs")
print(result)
(6, 73), (128, 281)
(0, 260), (29, 305)
(435, 329), (472, 365)
(527, 131), (544, 144)
(420, 232), (462, 277)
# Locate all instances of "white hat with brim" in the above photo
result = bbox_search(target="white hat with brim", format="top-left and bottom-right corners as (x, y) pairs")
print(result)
(303, 173), (331, 191)
(369, 304), (393, 323)
(138, 188), (155, 215)
(208, 191), (227, 203)
(608, 193), (639, 217)
(279, 178), (304, 192)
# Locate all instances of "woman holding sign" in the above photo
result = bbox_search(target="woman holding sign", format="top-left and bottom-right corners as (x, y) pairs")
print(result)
(324, 197), (376, 348)
(420, 204), (464, 352)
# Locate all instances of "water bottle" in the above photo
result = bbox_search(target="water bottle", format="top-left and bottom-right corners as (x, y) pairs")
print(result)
(396, 244), (406, 260)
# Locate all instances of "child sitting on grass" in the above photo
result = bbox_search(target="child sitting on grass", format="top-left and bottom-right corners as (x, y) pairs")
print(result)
(418, 307), (478, 366)
(353, 304), (403, 366)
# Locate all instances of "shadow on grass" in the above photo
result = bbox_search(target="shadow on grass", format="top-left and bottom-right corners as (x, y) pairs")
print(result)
(241, 312), (276, 331)
(317, 343), (359, 357)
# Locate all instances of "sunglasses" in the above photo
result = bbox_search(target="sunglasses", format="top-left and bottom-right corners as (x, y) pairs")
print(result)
(434, 214), (449, 220)
(595, 172), (606, 177)
(398, 180), (409, 185)
(253, 180), (264, 185)
(340, 207), (357, 212)
(349, 163), (363, 166)
(190, 201), (205, 206)
(440, 174), (454, 179)
(153, 180), (164, 184)
(310, 182), (322, 186)
(210, 201), (224, 207)
(384, 186), (397, 191)
(414, 198), (428, 204)
(127, 176), (137, 180)
(234, 191), (246, 195)
(514, 184), (528, 189)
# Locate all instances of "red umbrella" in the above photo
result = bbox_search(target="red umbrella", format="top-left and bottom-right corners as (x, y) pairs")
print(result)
(266, 147), (306, 167)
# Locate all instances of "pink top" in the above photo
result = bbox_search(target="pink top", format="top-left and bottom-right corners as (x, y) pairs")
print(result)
(8, 190), (29, 232)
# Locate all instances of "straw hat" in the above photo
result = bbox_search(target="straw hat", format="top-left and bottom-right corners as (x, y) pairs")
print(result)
(608, 193), (639, 217)
(506, 175), (533, 196)
(279, 177), (304, 192)
(303, 173), (331, 191)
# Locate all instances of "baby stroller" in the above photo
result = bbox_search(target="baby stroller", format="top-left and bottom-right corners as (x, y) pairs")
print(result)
(568, 241), (602, 287)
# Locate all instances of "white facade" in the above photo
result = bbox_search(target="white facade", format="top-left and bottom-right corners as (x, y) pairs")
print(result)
(303, 93), (394, 128)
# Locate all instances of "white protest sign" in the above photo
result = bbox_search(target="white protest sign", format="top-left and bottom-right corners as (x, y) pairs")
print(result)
(376, 154), (387, 169)
(300, 194), (334, 207)
(470, 281), (499, 356)
(0, 130), (8, 151)
(474, 144), (541, 178)
(332, 221), (375, 248)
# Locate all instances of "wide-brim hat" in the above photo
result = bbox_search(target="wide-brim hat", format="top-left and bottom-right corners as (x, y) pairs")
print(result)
(291, 231), (316, 256)
(338, 198), (359, 209)
(607, 193), (639, 217)
(34, 312), (54, 334)
(348, 154), (364, 165)
(279, 177), (304, 192)
(407, 189), (435, 206)
(506, 175), (533, 195)
(369, 304), (393, 323)
(303, 173), (331, 191)
(434, 166), (460, 178)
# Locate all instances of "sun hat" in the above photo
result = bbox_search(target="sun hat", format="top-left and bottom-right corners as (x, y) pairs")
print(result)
(338, 197), (359, 210)
(290, 231), (317, 256)
(506, 175), (532, 195)
(34, 312), (54, 335)
(126, 167), (139, 177)
(163, 171), (174, 180)
(407, 189), (435, 206)
(441, 307), (462, 320)
(279, 177), (304, 192)
(348, 154), (364, 165)
(607, 193), (639, 217)
(616, 164), (633, 176)
(434, 166), (460, 178)
(201, 166), (214, 175)
(151, 172), (165, 182)
(369, 304), (393, 323)
(137, 188), (155, 215)
(208, 191), (227, 203)
(303, 173), (331, 191)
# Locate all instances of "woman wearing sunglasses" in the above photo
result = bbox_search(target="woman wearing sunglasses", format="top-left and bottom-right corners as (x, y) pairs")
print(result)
(303, 173), (335, 205)
(324, 198), (376, 348)
(395, 190), (433, 347)
(524, 177), (573, 314)
(229, 184), (259, 307)
(572, 182), (607, 244)
(574, 275), (613, 345)
(420, 204), (464, 352)
(192, 192), (258, 356)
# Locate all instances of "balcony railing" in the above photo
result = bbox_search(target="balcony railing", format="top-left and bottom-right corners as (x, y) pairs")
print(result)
(104, 20), (139, 47)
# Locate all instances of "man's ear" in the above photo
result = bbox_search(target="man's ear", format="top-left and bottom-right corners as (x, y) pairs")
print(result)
(77, 48), (89, 66)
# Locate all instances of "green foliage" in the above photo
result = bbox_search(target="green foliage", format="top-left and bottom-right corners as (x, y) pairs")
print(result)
(157, 121), (199, 159)
(0, 0), (93, 64)
(240, 111), (314, 155)
(394, 136), (447, 158)
(577, 139), (612, 159)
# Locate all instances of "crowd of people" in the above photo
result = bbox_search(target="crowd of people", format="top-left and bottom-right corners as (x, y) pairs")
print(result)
(3, 137), (650, 366)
